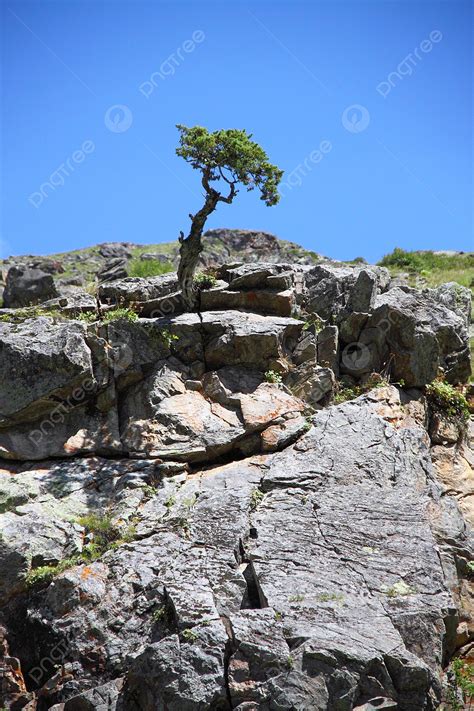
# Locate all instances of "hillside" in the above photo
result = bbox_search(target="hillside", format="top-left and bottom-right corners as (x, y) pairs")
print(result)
(0, 234), (473, 710)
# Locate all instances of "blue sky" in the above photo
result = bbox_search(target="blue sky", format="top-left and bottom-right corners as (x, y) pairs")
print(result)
(1, 0), (472, 262)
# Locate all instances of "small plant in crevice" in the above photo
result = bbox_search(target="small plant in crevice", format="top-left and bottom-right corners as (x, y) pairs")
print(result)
(181, 628), (198, 643)
(75, 311), (99, 323)
(445, 658), (474, 710)
(250, 488), (264, 511)
(383, 581), (416, 598)
(159, 329), (179, 349)
(142, 484), (158, 499)
(102, 307), (139, 323)
(264, 370), (282, 384)
(333, 373), (389, 404)
(425, 379), (470, 424)
(302, 314), (323, 333)
(25, 513), (139, 589)
(286, 655), (294, 669)
(151, 604), (170, 625)
(316, 592), (345, 604)
(194, 271), (217, 290)
(288, 593), (305, 603)
(164, 493), (176, 510)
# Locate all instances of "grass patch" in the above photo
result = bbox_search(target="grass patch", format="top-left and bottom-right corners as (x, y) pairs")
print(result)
(25, 512), (138, 588)
(103, 307), (139, 323)
(378, 248), (474, 291)
(127, 257), (174, 278)
(333, 374), (388, 404)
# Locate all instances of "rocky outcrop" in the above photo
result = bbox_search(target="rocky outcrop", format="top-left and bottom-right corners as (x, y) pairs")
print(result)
(0, 252), (472, 710)
(3, 266), (59, 308)
(0, 388), (471, 710)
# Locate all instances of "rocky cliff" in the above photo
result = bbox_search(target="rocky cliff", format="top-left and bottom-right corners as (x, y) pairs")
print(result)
(0, 250), (472, 710)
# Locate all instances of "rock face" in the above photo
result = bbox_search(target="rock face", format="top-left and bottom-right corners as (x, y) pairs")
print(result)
(3, 266), (59, 308)
(0, 253), (472, 710)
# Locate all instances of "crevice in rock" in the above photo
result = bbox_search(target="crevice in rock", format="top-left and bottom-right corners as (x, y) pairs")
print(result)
(238, 539), (268, 610)
(222, 635), (234, 710)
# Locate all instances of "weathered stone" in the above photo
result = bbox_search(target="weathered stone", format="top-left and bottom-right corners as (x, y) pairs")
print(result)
(317, 324), (339, 373)
(3, 266), (59, 308)
(303, 263), (390, 322)
(284, 363), (335, 406)
(354, 287), (471, 386)
(200, 286), (294, 317)
(97, 258), (128, 283)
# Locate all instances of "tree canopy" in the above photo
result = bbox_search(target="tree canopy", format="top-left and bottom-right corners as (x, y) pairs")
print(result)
(176, 124), (283, 206)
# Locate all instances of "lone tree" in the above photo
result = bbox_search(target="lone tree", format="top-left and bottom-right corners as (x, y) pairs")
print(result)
(175, 124), (283, 308)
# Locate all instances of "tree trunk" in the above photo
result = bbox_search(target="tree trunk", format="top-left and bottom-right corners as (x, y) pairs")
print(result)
(178, 191), (219, 310)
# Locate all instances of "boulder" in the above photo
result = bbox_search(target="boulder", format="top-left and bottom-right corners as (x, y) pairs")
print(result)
(3, 266), (59, 308)
(353, 287), (471, 386)
(302, 263), (390, 322)
(97, 258), (128, 283)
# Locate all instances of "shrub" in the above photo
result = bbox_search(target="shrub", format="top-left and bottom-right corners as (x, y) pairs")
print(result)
(446, 658), (474, 710)
(425, 380), (470, 423)
(127, 258), (174, 278)
(182, 628), (198, 642)
(194, 272), (217, 289)
(265, 370), (282, 384)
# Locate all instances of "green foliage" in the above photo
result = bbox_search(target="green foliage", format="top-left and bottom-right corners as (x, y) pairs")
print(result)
(445, 658), (474, 710)
(288, 593), (305, 602)
(75, 311), (98, 323)
(333, 375), (388, 404)
(176, 124), (283, 206)
(194, 272), (217, 289)
(378, 248), (474, 291)
(265, 370), (282, 384)
(379, 248), (474, 273)
(0, 306), (65, 323)
(383, 581), (416, 597)
(102, 307), (139, 323)
(303, 315), (323, 333)
(142, 484), (158, 499)
(165, 494), (176, 509)
(286, 655), (294, 669)
(316, 592), (345, 603)
(128, 258), (174, 278)
(152, 605), (168, 624)
(250, 488), (264, 511)
(182, 628), (198, 642)
(425, 380), (470, 423)
(159, 329), (179, 349)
